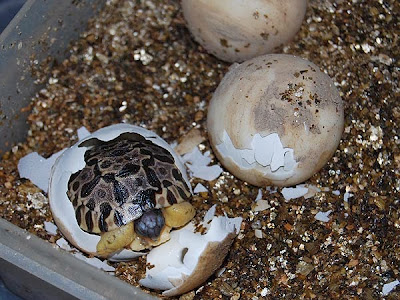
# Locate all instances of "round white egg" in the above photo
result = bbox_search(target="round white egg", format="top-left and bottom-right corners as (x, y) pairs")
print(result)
(181, 0), (307, 62)
(207, 54), (344, 187)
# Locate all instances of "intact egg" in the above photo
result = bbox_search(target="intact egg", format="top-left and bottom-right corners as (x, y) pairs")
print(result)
(207, 54), (344, 187)
(181, 0), (307, 62)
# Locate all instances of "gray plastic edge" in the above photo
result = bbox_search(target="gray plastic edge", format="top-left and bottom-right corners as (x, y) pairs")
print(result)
(0, 218), (157, 300)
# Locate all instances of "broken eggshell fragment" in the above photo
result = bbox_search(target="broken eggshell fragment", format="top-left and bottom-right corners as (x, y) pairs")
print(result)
(181, 0), (307, 62)
(48, 124), (193, 260)
(140, 205), (242, 296)
(207, 54), (344, 187)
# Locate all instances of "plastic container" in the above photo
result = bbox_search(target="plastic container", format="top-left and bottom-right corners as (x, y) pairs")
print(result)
(0, 1), (156, 299)
(0, 0), (26, 32)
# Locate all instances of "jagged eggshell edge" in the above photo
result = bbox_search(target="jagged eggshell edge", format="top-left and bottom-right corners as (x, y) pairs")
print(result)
(140, 206), (242, 296)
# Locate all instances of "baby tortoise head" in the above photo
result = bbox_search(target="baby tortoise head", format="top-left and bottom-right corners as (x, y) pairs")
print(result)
(134, 209), (165, 239)
(66, 132), (195, 256)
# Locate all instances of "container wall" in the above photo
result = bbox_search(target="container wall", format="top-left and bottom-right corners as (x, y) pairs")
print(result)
(0, 0), (104, 154)
(0, 218), (155, 300)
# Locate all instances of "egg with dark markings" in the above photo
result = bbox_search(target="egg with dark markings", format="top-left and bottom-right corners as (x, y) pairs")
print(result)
(182, 0), (307, 62)
(207, 54), (344, 187)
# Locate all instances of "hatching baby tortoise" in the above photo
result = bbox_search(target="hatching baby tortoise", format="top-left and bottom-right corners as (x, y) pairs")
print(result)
(66, 132), (195, 257)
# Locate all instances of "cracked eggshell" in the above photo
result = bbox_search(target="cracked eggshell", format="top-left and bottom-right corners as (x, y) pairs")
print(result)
(207, 54), (344, 187)
(181, 0), (307, 62)
(48, 124), (191, 260)
(140, 206), (242, 296)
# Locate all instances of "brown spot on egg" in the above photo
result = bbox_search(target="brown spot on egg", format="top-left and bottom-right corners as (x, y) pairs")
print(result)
(253, 97), (287, 135)
(220, 39), (229, 48)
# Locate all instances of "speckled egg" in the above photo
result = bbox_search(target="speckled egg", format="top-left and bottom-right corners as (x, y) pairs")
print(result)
(181, 0), (307, 62)
(207, 54), (344, 187)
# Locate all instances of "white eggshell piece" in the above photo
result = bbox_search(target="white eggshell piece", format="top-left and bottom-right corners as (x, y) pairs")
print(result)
(18, 150), (64, 193)
(315, 210), (332, 223)
(48, 124), (191, 259)
(182, 147), (223, 181)
(216, 130), (297, 183)
(255, 189), (263, 201)
(77, 126), (91, 140)
(181, 0), (307, 62)
(56, 237), (73, 251)
(140, 206), (242, 296)
(207, 54), (344, 187)
(281, 186), (309, 201)
(203, 204), (217, 224)
(72, 252), (116, 273)
(193, 183), (208, 194)
(254, 200), (271, 212)
(382, 280), (400, 296)
(44, 221), (58, 236)
(18, 126), (91, 193)
(55, 236), (116, 273)
(182, 147), (211, 166)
